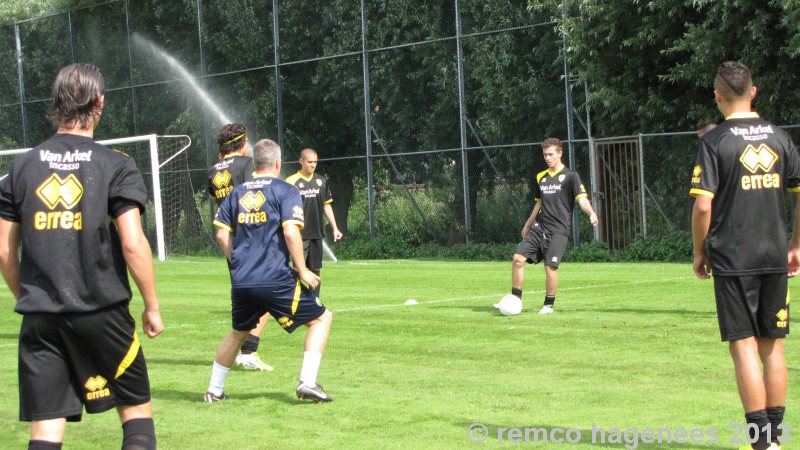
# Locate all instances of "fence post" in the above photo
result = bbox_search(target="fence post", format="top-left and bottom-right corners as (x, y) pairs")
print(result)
(455, 0), (471, 241)
(589, 136), (600, 242)
(360, 0), (375, 237)
(272, 0), (285, 151)
(638, 133), (647, 238)
(14, 23), (28, 147)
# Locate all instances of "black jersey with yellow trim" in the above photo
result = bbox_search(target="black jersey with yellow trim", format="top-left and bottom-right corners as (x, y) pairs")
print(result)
(690, 112), (800, 275)
(285, 171), (332, 240)
(0, 133), (148, 314)
(532, 166), (587, 236)
(208, 154), (254, 206)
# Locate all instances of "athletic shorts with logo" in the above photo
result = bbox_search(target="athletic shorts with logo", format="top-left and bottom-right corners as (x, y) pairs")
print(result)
(18, 302), (151, 421)
(515, 223), (568, 268)
(232, 278), (326, 333)
(714, 273), (790, 341)
(303, 239), (324, 271)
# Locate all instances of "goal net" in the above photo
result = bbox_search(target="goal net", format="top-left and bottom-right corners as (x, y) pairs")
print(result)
(0, 134), (211, 261)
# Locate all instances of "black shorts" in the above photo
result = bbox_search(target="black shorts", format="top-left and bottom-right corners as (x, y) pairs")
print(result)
(714, 274), (790, 341)
(303, 239), (324, 271)
(515, 224), (568, 268)
(18, 303), (151, 422)
(232, 279), (326, 334)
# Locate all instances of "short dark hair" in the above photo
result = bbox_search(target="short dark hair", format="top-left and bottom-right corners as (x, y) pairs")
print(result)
(714, 61), (752, 101)
(253, 139), (281, 170)
(217, 123), (247, 156)
(541, 138), (562, 150)
(48, 63), (105, 130)
(696, 119), (717, 138)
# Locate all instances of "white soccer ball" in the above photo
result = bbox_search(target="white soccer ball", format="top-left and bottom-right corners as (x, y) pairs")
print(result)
(494, 294), (522, 316)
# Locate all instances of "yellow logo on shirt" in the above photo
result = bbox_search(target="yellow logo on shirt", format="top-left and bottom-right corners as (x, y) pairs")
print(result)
(692, 165), (702, 184)
(212, 171), (234, 199)
(33, 174), (83, 230)
(238, 191), (267, 223)
(739, 144), (780, 190)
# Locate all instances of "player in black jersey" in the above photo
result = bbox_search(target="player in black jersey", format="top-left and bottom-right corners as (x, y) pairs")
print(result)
(285, 148), (343, 297)
(691, 61), (799, 450)
(0, 63), (163, 450)
(209, 124), (273, 372)
(204, 139), (333, 403)
(509, 138), (598, 314)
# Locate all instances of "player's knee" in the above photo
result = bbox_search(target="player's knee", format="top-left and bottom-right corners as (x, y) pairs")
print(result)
(512, 253), (526, 265)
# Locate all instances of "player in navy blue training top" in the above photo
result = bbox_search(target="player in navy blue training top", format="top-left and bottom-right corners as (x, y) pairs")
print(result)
(509, 138), (598, 314)
(691, 61), (799, 450)
(205, 138), (334, 403)
(0, 63), (163, 450)
(208, 123), (273, 372)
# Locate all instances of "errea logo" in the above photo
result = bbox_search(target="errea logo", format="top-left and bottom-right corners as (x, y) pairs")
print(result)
(739, 144), (781, 190)
(33, 173), (83, 230)
(238, 191), (267, 224)
(740, 144), (777, 173)
(85, 375), (110, 401)
(776, 308), (788, 328)
(212, 170), (232, 189)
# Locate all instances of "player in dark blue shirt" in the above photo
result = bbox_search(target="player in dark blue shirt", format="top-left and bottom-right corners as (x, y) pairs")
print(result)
(209, 124), (273, 372)
(205, 138), (334, 403)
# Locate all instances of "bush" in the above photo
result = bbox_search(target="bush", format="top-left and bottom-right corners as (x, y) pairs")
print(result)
(335, 231), (692, 263)
(564, 241), (613, 262)
(617, 231), (692, 262)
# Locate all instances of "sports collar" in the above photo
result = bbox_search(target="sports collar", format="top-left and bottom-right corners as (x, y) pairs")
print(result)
(295, 171), (314, 182)
(725, 112), (759, 120)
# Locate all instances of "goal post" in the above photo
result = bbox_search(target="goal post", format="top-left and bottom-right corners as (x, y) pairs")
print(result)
(0, 134), (195, 261)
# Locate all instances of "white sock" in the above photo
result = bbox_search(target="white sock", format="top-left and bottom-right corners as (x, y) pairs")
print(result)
(299, 351), (322, 386)
(208, 361), (230, 396)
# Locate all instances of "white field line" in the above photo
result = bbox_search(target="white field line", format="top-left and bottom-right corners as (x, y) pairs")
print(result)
(332, 276), (695, 312)
(0, 276), (695, 348)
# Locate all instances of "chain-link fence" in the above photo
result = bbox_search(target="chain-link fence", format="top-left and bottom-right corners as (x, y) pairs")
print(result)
(1, 1), (798, 254)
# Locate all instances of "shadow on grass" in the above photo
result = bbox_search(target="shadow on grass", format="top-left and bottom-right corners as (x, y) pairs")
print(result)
(454, 421), (715, 449)
(0, 333), (18, 340)
(154, 389), (297, 404)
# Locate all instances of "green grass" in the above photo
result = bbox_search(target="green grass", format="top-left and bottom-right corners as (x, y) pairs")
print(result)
(0, 258), (797, 449)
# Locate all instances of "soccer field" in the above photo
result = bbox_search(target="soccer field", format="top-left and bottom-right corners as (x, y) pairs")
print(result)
(0, 258), (796, 449)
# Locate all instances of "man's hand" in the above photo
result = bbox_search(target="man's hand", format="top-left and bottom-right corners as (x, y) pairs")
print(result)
(142, 308), (164, 338)
(789, 247), (800, 277)
(589, 212), (598, 227)
(520, 225), (530, 239)
(332, 228), (343, 242)
(693, 251), (712, 279)
(300, 270), (320, 290)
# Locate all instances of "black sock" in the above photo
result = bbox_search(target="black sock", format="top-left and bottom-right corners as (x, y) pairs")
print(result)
(240, 334), (260, 354)
(122, 417), (156, 450)
(28, 441), (62, 450)
(767, 406), (785, 444)
(544, 295), (555, 306)
(511, 288), (522, 298)
(745, 409), (770, 450)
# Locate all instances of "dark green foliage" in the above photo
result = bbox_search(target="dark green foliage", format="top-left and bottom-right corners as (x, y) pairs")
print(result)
(617, 230), (693, 262)
(563, 241), (613, 262)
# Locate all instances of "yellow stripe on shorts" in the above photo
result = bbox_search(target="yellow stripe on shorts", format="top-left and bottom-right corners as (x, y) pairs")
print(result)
(116, 332), (140, 379)
(292, 280), (302, 315)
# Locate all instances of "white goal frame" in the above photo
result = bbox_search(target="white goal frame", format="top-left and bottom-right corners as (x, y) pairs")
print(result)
(0, 134), (191, 261)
